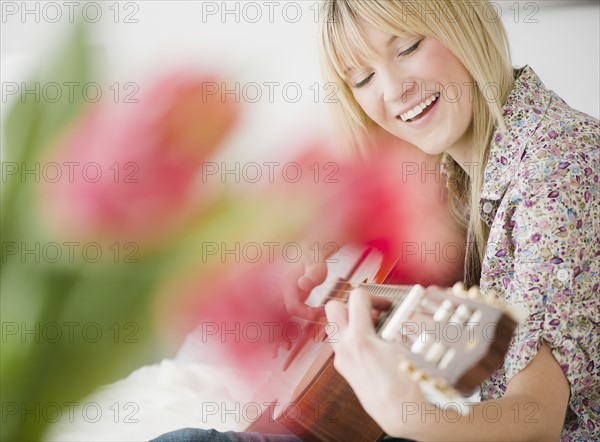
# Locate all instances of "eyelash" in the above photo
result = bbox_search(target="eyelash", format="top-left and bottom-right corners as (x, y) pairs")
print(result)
(352, 38), (424, 89)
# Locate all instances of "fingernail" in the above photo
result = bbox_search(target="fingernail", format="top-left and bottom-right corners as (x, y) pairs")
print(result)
(298, 275), (313, 291)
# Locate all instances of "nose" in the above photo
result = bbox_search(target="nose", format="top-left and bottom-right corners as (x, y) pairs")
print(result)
(381, 69), (417, 105)
(381, 68), (410, 104)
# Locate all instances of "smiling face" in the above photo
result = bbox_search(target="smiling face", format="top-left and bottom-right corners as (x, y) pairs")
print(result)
(345, 23), (474, 165)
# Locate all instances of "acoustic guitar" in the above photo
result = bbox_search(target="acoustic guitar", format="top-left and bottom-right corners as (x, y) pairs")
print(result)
(246, 245), (517, 441)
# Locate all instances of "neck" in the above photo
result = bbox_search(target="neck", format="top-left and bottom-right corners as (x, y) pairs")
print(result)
(446, 128), (476, 177)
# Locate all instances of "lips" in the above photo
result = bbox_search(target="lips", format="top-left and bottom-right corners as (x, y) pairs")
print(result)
(397, 92), (440, 123)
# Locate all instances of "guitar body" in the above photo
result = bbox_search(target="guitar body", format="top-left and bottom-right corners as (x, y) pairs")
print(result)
(246, 245), (516, 442)
(247, 245), (389, 441)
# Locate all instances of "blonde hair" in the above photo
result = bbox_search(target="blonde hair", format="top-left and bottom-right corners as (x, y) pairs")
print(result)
(319, 0), (515, 286)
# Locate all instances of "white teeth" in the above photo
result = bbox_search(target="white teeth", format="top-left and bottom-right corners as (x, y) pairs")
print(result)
(400, 93), (439, 122)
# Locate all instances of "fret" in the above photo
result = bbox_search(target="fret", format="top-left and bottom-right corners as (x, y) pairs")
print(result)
(323, 282), (414, 305)
(356, 282), (414, 302)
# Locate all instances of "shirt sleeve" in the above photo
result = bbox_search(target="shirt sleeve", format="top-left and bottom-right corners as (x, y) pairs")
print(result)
(503, 124), (599, 420)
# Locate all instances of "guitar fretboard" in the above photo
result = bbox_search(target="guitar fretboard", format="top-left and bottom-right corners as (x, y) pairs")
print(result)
(350, 282), (415, 303)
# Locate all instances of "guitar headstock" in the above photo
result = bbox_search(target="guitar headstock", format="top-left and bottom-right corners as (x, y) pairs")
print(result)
(378, 282), (517, 396)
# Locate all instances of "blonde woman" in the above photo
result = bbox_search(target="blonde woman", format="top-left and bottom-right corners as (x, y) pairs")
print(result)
(320, 1), (599, 441)
(153, 1), (598, 441)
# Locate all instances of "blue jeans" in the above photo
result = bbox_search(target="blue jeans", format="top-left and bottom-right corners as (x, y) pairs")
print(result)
(150, 428), (302, 442)
(150, 428), (413, 442)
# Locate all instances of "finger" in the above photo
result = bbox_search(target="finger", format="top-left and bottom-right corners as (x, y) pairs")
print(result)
(348, 289), (377, 336)
(324, 300), (348, 354)
(299, 260), (328, 291)
(297, 275), (314, 292)
(283, 288), (324, 320)
(369, 294), (393, 312)
(325, 299), (348, 332)
(371, 308), (382, 325)
(283, 261), (324, 320)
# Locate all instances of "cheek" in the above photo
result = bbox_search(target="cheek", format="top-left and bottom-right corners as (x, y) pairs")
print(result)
(353, 92), (383, 124)
(423, 41), (460, 72)
(424, 45), (473, 116)
(421, 41), (471, 92)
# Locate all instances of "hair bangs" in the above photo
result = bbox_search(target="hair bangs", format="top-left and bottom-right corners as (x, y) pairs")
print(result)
(322, 2), (379, 82)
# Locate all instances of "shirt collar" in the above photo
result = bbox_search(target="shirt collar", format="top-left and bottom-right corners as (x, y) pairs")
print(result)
(480, 66), (553, 202)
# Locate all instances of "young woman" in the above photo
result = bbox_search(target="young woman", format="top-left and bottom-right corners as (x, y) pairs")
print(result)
(319, 1), (598, 440)
(153, 1), (599, 440)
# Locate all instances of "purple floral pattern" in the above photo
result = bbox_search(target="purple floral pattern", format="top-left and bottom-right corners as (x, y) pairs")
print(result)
(478, 66), (599, 440)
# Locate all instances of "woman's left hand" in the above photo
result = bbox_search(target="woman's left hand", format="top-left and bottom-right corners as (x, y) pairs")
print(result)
(324, 289), (425, 433)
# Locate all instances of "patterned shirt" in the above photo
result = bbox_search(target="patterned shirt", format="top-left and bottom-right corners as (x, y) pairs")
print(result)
(478, 66), (599, 440)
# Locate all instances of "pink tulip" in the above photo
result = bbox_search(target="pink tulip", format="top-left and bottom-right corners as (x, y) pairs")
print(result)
(158, 259), (300, 371)
(265, 136), (464, 287)
(40, 71), (239, 245)
(158, 136), (464, 381)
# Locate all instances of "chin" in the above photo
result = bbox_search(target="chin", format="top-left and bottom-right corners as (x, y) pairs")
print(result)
(415, 143), (447, 156)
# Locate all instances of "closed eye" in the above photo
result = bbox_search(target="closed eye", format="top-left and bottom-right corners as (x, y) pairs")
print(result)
(351, 38), (424, 89)
(353, 73), (374, 89)
(399, 38), (424, 57)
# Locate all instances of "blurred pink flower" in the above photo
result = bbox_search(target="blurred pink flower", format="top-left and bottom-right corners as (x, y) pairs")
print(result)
(158, 136), (464, 375)
(275, 137), (464, 287)
(41, 71), (239, 244)
(159, 258), (299, 372)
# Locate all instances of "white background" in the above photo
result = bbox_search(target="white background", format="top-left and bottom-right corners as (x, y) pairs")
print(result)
(2, 3), (599, 440)
(1, 1), (599, 158)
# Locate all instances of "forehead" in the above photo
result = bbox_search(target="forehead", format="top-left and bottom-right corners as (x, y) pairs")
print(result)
(343, 32), (403, 76)
(326, 6), (413, 76)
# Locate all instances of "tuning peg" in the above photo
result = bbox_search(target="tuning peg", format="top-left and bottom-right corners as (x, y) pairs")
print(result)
(410, 369), (429, 382)
(483, 292), (506, 308)
(432, 378), (450, 391)
(467, 286), (481, 300)
(429, 379), (459, 399)
(481, 292), (496, 305)
(451, 282), (466, 297)
(480, 291), (516, 317)
(399, 360), (415, 374)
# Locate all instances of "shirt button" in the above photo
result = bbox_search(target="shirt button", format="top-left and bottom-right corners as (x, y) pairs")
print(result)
(483, 202), (493, 214)
(557, 269), (570, 282)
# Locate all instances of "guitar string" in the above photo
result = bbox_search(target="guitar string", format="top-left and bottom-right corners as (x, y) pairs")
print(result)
(282, 281), (492, 370)
(318, 290), (433, 305)
(295, 288), (439, 325)
(280, 284), (463, 352)
(312, 282), (438, 316)
(302, 296), (437, 321)
(301, 316), (420, 341)
(315, 281), (415, 300)
(291, 318), (419, 346)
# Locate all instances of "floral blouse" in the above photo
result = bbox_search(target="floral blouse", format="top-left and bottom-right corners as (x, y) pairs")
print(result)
(478, 66), (599, 440)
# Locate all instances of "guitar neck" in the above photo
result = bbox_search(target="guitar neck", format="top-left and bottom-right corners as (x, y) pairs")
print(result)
(352, 282), (416, 302)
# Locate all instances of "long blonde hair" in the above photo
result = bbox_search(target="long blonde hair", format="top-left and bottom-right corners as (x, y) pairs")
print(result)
(319, 0), (515, 286)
